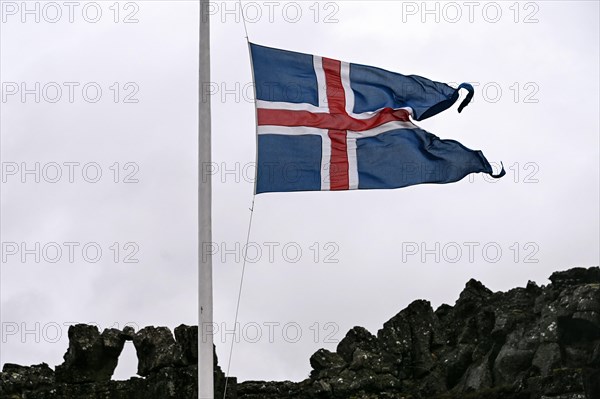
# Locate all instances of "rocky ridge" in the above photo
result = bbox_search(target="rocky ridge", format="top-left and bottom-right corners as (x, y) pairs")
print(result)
(1, 266), (599, 398)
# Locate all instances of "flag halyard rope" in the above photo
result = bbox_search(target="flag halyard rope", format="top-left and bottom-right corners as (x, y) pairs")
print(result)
(222, 3), (253, 397)
(222, 195), (256, 399)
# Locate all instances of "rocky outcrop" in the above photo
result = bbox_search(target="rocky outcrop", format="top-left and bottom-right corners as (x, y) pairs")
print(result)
(238, 267), (600, 399)
(0, 324), (235, 399)
(54, 325), (127, 384)
(1, 266), (598, 399)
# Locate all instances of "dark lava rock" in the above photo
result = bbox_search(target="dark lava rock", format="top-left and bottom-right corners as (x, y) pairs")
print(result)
(337, 326), (379, 364)
(175, 324), (198, 365)
(0, 363), (54, 395)
(132, 326), (183, 376)
(1, 266), (599, 399)
(550, 267), (600, 287)
(54, 324), (127, 383)
(310, 349), (345, 372)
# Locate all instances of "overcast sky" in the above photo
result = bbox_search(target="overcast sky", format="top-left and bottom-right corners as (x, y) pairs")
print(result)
(1, 0), (598, 383)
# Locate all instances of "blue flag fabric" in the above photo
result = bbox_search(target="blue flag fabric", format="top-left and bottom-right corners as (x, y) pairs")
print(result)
(250, 43), (503, 194)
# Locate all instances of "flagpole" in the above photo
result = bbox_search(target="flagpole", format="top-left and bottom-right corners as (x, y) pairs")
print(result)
(199, 0), (213, 397)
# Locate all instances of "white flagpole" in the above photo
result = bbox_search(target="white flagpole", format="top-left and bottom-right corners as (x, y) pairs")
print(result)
(199, 0), (213, 397)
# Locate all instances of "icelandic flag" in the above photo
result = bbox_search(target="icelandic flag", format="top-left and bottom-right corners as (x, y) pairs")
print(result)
(250, 43), (504, 194)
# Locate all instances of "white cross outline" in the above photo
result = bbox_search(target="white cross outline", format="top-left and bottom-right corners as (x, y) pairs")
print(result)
(256, 56), (417, 191)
